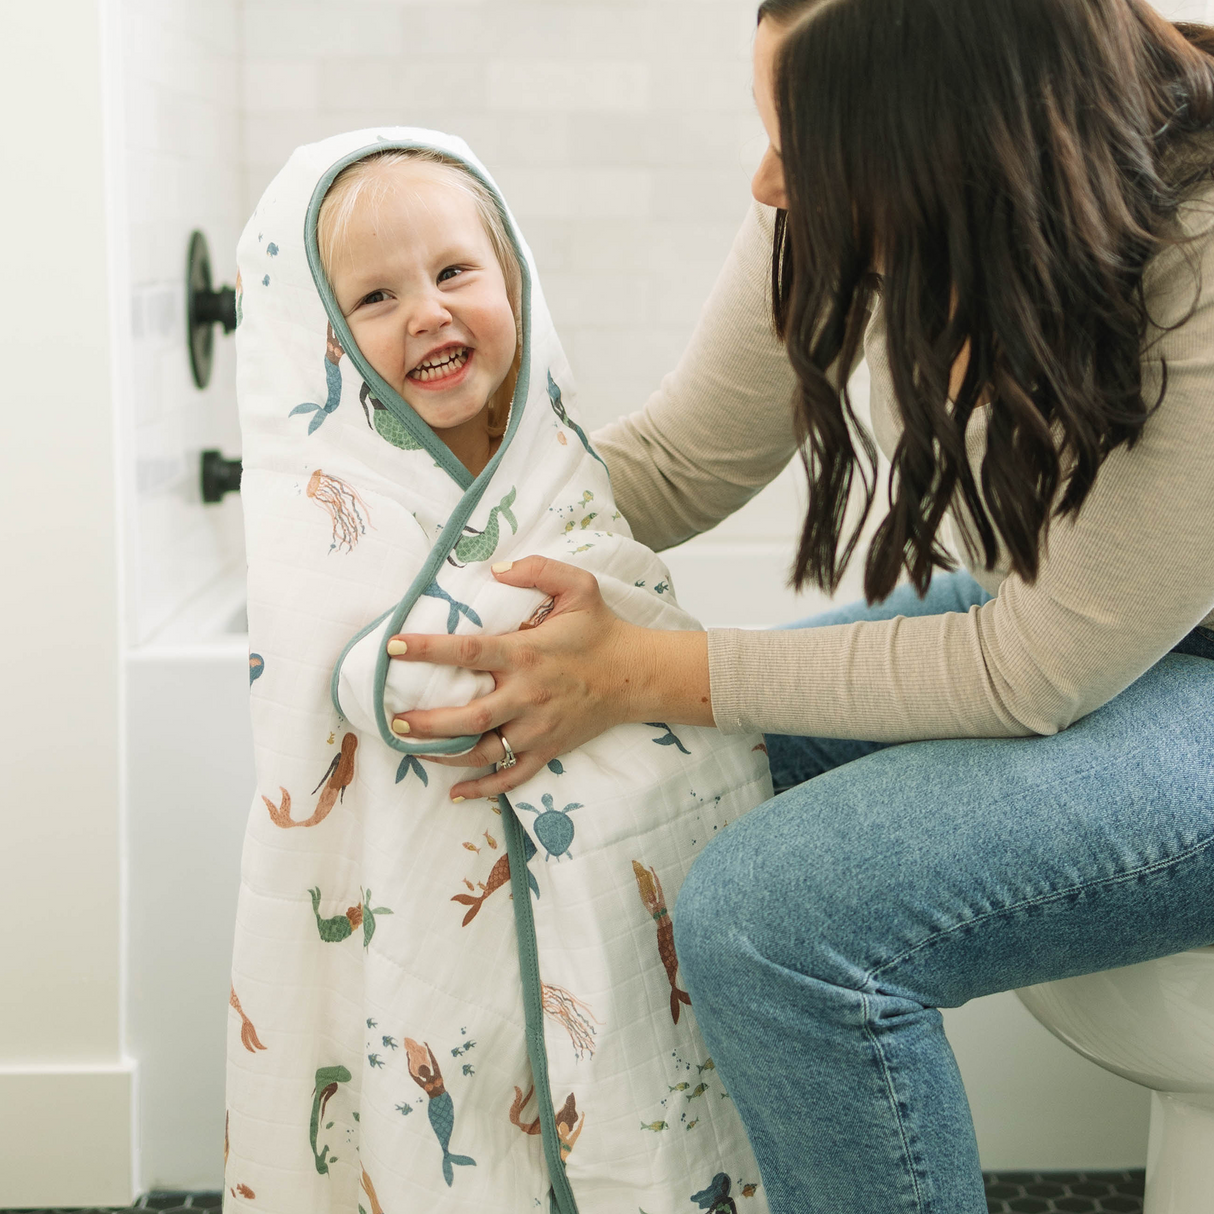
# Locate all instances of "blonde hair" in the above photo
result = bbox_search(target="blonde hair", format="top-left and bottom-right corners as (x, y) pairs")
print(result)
(317, 148), (522, 436)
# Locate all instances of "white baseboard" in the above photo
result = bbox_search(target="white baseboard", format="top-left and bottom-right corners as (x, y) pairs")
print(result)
(0, 1063), (136, 1208)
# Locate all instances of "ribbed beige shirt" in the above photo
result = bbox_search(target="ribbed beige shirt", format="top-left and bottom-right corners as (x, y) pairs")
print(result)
(593, 194), (1214, 741)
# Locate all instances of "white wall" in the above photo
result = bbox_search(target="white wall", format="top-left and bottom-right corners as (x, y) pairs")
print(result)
(118, 0), (246, 647)
(0, 0), (133, 1206)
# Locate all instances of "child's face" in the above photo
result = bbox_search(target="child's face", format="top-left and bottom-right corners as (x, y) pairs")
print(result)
(329, 163), (517, 435)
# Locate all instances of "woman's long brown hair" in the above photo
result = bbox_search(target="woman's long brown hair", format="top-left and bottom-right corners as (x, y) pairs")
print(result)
(766, 0), (1214, 600)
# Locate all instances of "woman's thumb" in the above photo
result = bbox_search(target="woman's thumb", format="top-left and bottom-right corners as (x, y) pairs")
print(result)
(491, 554), (597, 600)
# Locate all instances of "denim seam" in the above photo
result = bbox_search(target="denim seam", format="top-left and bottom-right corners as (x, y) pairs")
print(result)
(864, 827), (1214, 986)
(859, 990), (928, 1214)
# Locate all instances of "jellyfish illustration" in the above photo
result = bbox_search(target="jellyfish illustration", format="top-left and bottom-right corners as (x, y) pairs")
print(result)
(306, 469), (371, 553)
(541, 982), (601, 1060)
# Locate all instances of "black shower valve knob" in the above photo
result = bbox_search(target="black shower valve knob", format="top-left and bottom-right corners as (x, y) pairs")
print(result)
(201, 450), (243, 503)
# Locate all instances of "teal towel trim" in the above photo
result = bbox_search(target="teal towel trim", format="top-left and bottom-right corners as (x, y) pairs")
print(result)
(502, 795), (579, 1214)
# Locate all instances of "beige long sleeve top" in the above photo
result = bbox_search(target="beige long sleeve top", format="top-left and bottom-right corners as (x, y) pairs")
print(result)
(593, 193), (1214, 741)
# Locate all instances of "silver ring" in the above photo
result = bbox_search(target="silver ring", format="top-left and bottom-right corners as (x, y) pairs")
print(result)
(496, 730), (518, 771)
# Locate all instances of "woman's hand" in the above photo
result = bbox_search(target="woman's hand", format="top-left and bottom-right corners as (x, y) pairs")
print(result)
(384, 556), (711, 799)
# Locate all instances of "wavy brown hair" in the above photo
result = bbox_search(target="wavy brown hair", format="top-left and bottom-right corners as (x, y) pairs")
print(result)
(764, 0), (1214, 600)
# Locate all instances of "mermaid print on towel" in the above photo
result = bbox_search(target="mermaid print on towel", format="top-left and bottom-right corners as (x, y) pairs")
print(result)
(403, 1038), (476, 1186)
(309, 1064), (352, 1175)
(290, 324), (345, 433)
(447, 487), (518, 566)
(633, 860), (692, 1024)
(421, 580), (483, 633)
(229, 986), (267, 1053)
(691, 1172), (738, 1213)
(264, 733), (357, 828)
(450, 832), (538, 925)
(360, 380), (423, 451)
(547, 370), (606, 468)
(309, 886), (393, 947)
(509, 1086), (586, 1161)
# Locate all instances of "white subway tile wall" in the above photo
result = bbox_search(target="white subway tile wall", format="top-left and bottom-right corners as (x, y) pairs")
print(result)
(119, 0), (246, 645)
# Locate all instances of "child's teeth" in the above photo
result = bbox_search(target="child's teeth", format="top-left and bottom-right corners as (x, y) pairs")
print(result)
(411, 347), (468, 380)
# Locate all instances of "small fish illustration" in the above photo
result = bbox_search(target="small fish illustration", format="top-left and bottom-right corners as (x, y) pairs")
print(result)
(462, 841), (481, 855)
(547, 370), (606, 467)
(484, 830), (498, 849)
(290, 324), (345, 433)
(327, 731), (336, 744)
(686, 1118), (700, 1130)
(448, 487), (518, 566)
(668, 1082), (689, 1092)
(692, 1173), (738, 1213)
(686, 1083), (709, 1101)
(580, 513), (597, 529)
(450, 833), (539, 925)
(697, 1058), (716, 1075)
(741, 1182), (759, 1197)
(653, 580), (669, 595)
(404, 1039), (476, 1186)
(645, 722), (691, 755)
(383, 1036), (399, 1050)
(421, 580), (483, 634)
(309, 1064), (352, 1175)
(231, 1183), (255, 1199)
(641, 1120), (668, 1132)
(395, 1102), (414, 1116)
(633, 860), (692, 1024)
(368, 1053), (384, 1068)
(546, 758), (565, 775)
(229, 987), (266, 1053)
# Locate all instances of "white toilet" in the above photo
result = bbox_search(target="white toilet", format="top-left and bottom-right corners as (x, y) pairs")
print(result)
(1016, 945), (1214, 1214)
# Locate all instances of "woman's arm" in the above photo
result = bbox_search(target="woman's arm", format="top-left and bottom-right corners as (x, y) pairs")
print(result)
(592, 201), (801, 551)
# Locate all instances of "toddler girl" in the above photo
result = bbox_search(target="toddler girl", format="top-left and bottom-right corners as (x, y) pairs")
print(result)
(226, 129), (772, 1214)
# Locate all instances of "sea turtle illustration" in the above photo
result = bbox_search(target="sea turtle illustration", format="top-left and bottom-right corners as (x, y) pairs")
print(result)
(515, 793), (583, 860)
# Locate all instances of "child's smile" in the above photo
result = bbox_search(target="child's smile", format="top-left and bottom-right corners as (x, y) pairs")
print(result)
(327, 161), (518, 473)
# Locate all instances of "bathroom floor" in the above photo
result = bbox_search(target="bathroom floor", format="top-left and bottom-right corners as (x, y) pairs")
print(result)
(1, 1172), (1148, 1213)
(983, 1171), (1146, 1214)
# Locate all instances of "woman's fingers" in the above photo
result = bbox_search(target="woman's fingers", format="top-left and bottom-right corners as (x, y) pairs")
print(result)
(491, 554), (599, 603)
(449, 749), (549, 801)
(391, 689), (514, 743)
(412, 729), (507, 771)
(386, 630), (510, 671)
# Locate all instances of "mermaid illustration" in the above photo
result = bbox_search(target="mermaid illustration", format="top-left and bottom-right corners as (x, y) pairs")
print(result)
(308, 1064), (352, 1175)
(403, 1038), (477, 1186)
(290, 324), (346, 433)
(547, 370), (606, 468)
(633, 860), (692, 1024)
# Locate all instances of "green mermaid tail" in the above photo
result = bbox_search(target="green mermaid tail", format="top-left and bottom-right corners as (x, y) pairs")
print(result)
(309, 1064), (352, 1174)
(421, 581), (483, 634)
(449, 487), (518, 566)
(428, 1090), (477, 1187)
(309, 886), (354, 942)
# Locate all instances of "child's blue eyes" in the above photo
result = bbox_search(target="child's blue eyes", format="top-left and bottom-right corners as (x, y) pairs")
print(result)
(355, 268), (467, 309)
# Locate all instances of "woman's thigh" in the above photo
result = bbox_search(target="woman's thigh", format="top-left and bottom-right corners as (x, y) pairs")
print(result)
(692, 652), (1214, 1005)
(767, 570), (995, 790)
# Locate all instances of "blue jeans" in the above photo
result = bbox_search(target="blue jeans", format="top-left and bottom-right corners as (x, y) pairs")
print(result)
(674, 571), (1214, 1214)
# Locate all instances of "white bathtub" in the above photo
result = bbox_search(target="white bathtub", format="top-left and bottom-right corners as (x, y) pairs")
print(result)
(124, 567), (254, 1190)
